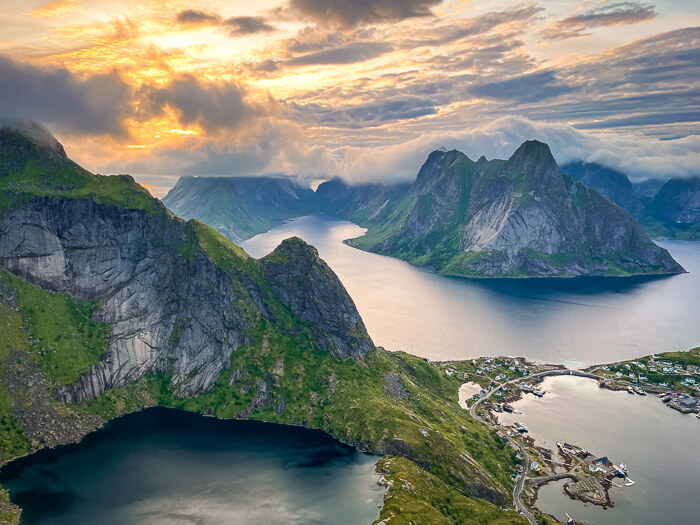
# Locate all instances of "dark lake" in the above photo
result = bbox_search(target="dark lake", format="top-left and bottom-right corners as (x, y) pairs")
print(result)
(0, 408), (383, 524)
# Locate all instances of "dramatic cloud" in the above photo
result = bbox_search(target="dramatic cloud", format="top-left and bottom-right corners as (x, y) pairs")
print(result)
(286, 41), (393, 66)
(334, 116), (700, 184)
(176, 9), (275, 36)
(137, 75), (273, 131)
(289, 0), (443, 28)
(0, 55), (130, 136)
(471, 70), (574, 104)
(541, 2), (657, 40)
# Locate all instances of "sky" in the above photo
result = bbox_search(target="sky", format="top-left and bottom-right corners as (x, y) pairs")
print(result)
(0, 0), (698, 196)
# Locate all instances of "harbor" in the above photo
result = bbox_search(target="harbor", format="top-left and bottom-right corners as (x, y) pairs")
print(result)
(494, 374), (700, 525)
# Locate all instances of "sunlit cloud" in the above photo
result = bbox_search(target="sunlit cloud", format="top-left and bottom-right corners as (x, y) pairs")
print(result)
(0, 0), (697, 192)
(24, 0), (78, 18)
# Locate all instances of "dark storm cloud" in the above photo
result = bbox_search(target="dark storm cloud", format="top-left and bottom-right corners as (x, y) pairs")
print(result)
(286, 41), (393, 66)
(470, 70), (574, 103)
(289, 0), (443, 28)
(176, 9), (275, 36)
(0, 55), (130, 136)
(541, 2), (656, 40)
(137, 75), (271, 131)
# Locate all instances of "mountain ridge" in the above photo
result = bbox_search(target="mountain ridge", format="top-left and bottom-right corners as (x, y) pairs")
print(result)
(349, 141), (684, 277)
(0, 123), (529, 525)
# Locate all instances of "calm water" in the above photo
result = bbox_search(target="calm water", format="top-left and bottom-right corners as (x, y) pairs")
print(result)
(496, 376), (700, 524)
(0, 408), (383, 525)
(242, 215), (700, 366)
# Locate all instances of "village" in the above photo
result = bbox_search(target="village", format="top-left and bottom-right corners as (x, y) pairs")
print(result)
(592, 352), (700, 417)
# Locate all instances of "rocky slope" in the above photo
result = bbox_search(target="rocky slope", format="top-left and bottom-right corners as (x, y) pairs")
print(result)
(563, 161), (645, 219)
(162, 176), (314, 242)
(0, 125), (372, 404)
(0, 123), (528, 525)
(648, 176), (700, 224)
(563, 162), (700, 240)
(349, 141), (684, 277)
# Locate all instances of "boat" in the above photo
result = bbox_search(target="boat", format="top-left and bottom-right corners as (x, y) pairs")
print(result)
(533, 388), (545, 397)
(503, 404), (514, 413)
(696, 413), (700, 419)
(627, 386), (635, 394)
(634, 386), (647, 396)
(662, 395), (672, 403)
(598, 379), (607, 388)
(513, 422), (528, 433)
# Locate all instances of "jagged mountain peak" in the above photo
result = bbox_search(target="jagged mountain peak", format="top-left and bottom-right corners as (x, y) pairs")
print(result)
(503, 139), (559, 182)
(260, 236), (373, 360)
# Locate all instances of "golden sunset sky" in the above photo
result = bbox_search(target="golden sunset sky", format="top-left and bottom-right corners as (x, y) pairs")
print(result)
(1, 0), (698, 195)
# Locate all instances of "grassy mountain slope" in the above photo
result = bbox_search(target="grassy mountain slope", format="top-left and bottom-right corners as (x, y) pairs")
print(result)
(0, 123), (527, 524)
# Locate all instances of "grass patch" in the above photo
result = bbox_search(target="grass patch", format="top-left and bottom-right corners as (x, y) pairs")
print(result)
(1, 271), (110, 386)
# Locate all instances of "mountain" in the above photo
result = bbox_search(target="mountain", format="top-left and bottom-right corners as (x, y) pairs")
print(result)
(0, 124), (527, 524)
(348, 141), (684, 277)
(633, 178), (667, 198)
(313, 177), (411, 223)
(162, 176), (314, 242)
(642, 177), (700, 239)
(562, 161), (645, 219)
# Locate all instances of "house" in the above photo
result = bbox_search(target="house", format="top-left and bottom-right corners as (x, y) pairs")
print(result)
(593, 457), (613, 467)
(679, 397), (698, 410)
(640, 376), (648, 382)
(688, 364), (699, 373)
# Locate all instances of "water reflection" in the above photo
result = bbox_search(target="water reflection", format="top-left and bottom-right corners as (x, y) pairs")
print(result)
(242, 216), (700, 367)
(0, 408), (383, 525)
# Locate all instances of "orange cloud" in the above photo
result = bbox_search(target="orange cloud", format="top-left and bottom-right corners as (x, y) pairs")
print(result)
(25, 0), (78, 18)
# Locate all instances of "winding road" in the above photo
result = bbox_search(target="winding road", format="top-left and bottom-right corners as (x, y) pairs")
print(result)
(467, 368), (599, 525)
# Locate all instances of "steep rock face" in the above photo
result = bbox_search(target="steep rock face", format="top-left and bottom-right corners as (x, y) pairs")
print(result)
(350, 140), (684, 277)
(650, 177), (700, 224)
(260, 237), (372, 359)
(405, 150), (473, 238)
(0, 127), (373, 403)
(562, 161), (645, 219)
(0, 198), (257, 402)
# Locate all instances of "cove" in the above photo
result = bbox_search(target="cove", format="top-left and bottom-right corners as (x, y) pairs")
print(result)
(0, 408), (384, 525)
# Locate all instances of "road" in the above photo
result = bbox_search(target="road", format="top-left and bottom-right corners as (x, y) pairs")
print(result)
(467, 368), (597, 525)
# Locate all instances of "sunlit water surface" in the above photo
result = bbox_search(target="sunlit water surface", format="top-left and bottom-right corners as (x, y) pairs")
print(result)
(497, 376), (700, 525)
(242, 215), (700, 366)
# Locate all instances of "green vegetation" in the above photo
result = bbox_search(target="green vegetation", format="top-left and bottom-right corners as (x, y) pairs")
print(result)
(376, 457), (524, 524)
(641, 216), (700, 241)
(1, 272), (110, 386)
(0, 146), (158, 214)
(594, 347), (700, 393)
